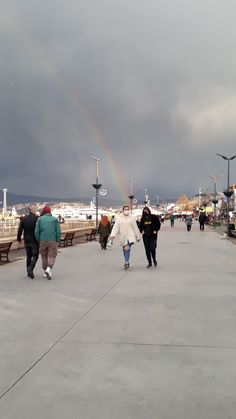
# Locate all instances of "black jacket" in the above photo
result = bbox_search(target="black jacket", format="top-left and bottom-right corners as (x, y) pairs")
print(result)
(199, 213), (207, 223)
(139, 214), (161, 239)
(17, 213), (38, 244)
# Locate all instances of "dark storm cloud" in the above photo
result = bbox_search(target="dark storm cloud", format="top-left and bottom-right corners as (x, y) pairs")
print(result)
(1, 0), (236, 200)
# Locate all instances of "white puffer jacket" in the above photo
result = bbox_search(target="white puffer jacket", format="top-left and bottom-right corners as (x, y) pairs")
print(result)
(111, 214), (141, 246)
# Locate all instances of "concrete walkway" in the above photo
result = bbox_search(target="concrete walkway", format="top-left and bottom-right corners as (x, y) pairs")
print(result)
(0, 221), (236, 418)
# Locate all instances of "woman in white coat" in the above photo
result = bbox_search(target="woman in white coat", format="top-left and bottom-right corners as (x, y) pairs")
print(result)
(111, 205), (141, 269)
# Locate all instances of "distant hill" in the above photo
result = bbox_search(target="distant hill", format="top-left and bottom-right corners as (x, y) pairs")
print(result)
(2, 192), (123, 207)
(2, 192), (78, 206)
(1, 192), (177, 207)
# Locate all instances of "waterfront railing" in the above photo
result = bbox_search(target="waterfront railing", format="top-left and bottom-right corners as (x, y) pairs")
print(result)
(0, 220), (95, 239)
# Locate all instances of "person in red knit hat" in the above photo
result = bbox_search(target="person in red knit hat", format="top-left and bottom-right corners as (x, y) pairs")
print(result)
(34, 206), (61, 279)
(42, 205), (51, 214)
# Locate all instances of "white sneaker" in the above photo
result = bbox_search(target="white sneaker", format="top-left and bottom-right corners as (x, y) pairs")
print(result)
(45, 266), (52, 280)
(43, 272), (47, 278)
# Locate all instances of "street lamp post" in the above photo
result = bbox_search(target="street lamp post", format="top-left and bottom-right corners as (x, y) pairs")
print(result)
(216, 153), (236, 237)
(198, 187), (201, 210)
(199, 186), (209, 211)
(128, 178), (134, 214)
(1, 188), (7, 218)
(144, 188), (148, 205)
(89, 156), (102, 229)
(208, 175), (223, 229)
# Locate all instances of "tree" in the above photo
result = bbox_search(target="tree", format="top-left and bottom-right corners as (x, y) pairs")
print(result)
(177, 195), (190, 210)
(177, 195), (194, 211)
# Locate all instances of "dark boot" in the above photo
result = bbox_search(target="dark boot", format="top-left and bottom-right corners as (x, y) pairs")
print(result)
(27, 267), (34, 279)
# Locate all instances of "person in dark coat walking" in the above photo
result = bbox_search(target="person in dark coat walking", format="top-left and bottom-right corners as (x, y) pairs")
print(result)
(98, 215), (111, 250)
(139, 207), (161, 268)
(199, 212), (207, 231)
(17, 205), (39, 278)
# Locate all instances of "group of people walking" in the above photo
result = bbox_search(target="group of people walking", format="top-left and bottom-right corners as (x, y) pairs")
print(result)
(18, 203), (162, 279)
(98, 205), (161, 269)
(17, 205), (61, 279)
(18, 203), (208, 278)
(169, 212), (208, 232)
(169, 213), (193, 231)
(97, 208), (209, 270)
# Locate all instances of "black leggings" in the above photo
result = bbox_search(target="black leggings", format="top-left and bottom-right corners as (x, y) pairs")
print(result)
(143, 235), (157, 265)
(100, 235), (109, 249)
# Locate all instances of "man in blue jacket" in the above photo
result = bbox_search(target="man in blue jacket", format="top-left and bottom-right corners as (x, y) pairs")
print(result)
(35, 206), (61, 279)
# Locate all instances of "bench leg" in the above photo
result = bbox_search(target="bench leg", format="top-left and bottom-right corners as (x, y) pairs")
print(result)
(0, 253), (9, 262)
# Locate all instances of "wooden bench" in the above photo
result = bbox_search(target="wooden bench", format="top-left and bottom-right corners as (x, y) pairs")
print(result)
(59, 232), (75, 247)
(0, 241), (13, 262)
(85, 228), (97, 241)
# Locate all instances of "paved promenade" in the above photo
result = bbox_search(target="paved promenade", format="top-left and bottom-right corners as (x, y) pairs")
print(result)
(0, 221), (236, 418)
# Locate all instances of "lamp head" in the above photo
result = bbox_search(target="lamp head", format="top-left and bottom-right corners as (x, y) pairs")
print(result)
(216, 153), (236, 160)
(216, 153), (227, 160)
(89, 155), (100, 162)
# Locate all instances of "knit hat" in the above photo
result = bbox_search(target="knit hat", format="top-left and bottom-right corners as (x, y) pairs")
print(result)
(100, 215), (109, 226)
(42, 205), (51, 214)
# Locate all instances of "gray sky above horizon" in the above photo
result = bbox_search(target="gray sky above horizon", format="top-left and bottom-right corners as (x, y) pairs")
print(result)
(1, 0), (236, 201)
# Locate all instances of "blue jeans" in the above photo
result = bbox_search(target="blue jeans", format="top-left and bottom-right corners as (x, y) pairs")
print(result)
(123, 242), (131, 263)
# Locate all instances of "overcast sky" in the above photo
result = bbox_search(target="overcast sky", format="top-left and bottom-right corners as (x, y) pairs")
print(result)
(1, 0), (236, 201)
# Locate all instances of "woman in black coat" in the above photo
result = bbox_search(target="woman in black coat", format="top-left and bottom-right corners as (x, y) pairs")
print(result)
(139, 207), (161, 268)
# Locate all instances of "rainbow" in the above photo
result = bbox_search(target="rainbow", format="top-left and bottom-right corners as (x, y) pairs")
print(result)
(5, 13), (129, 202)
